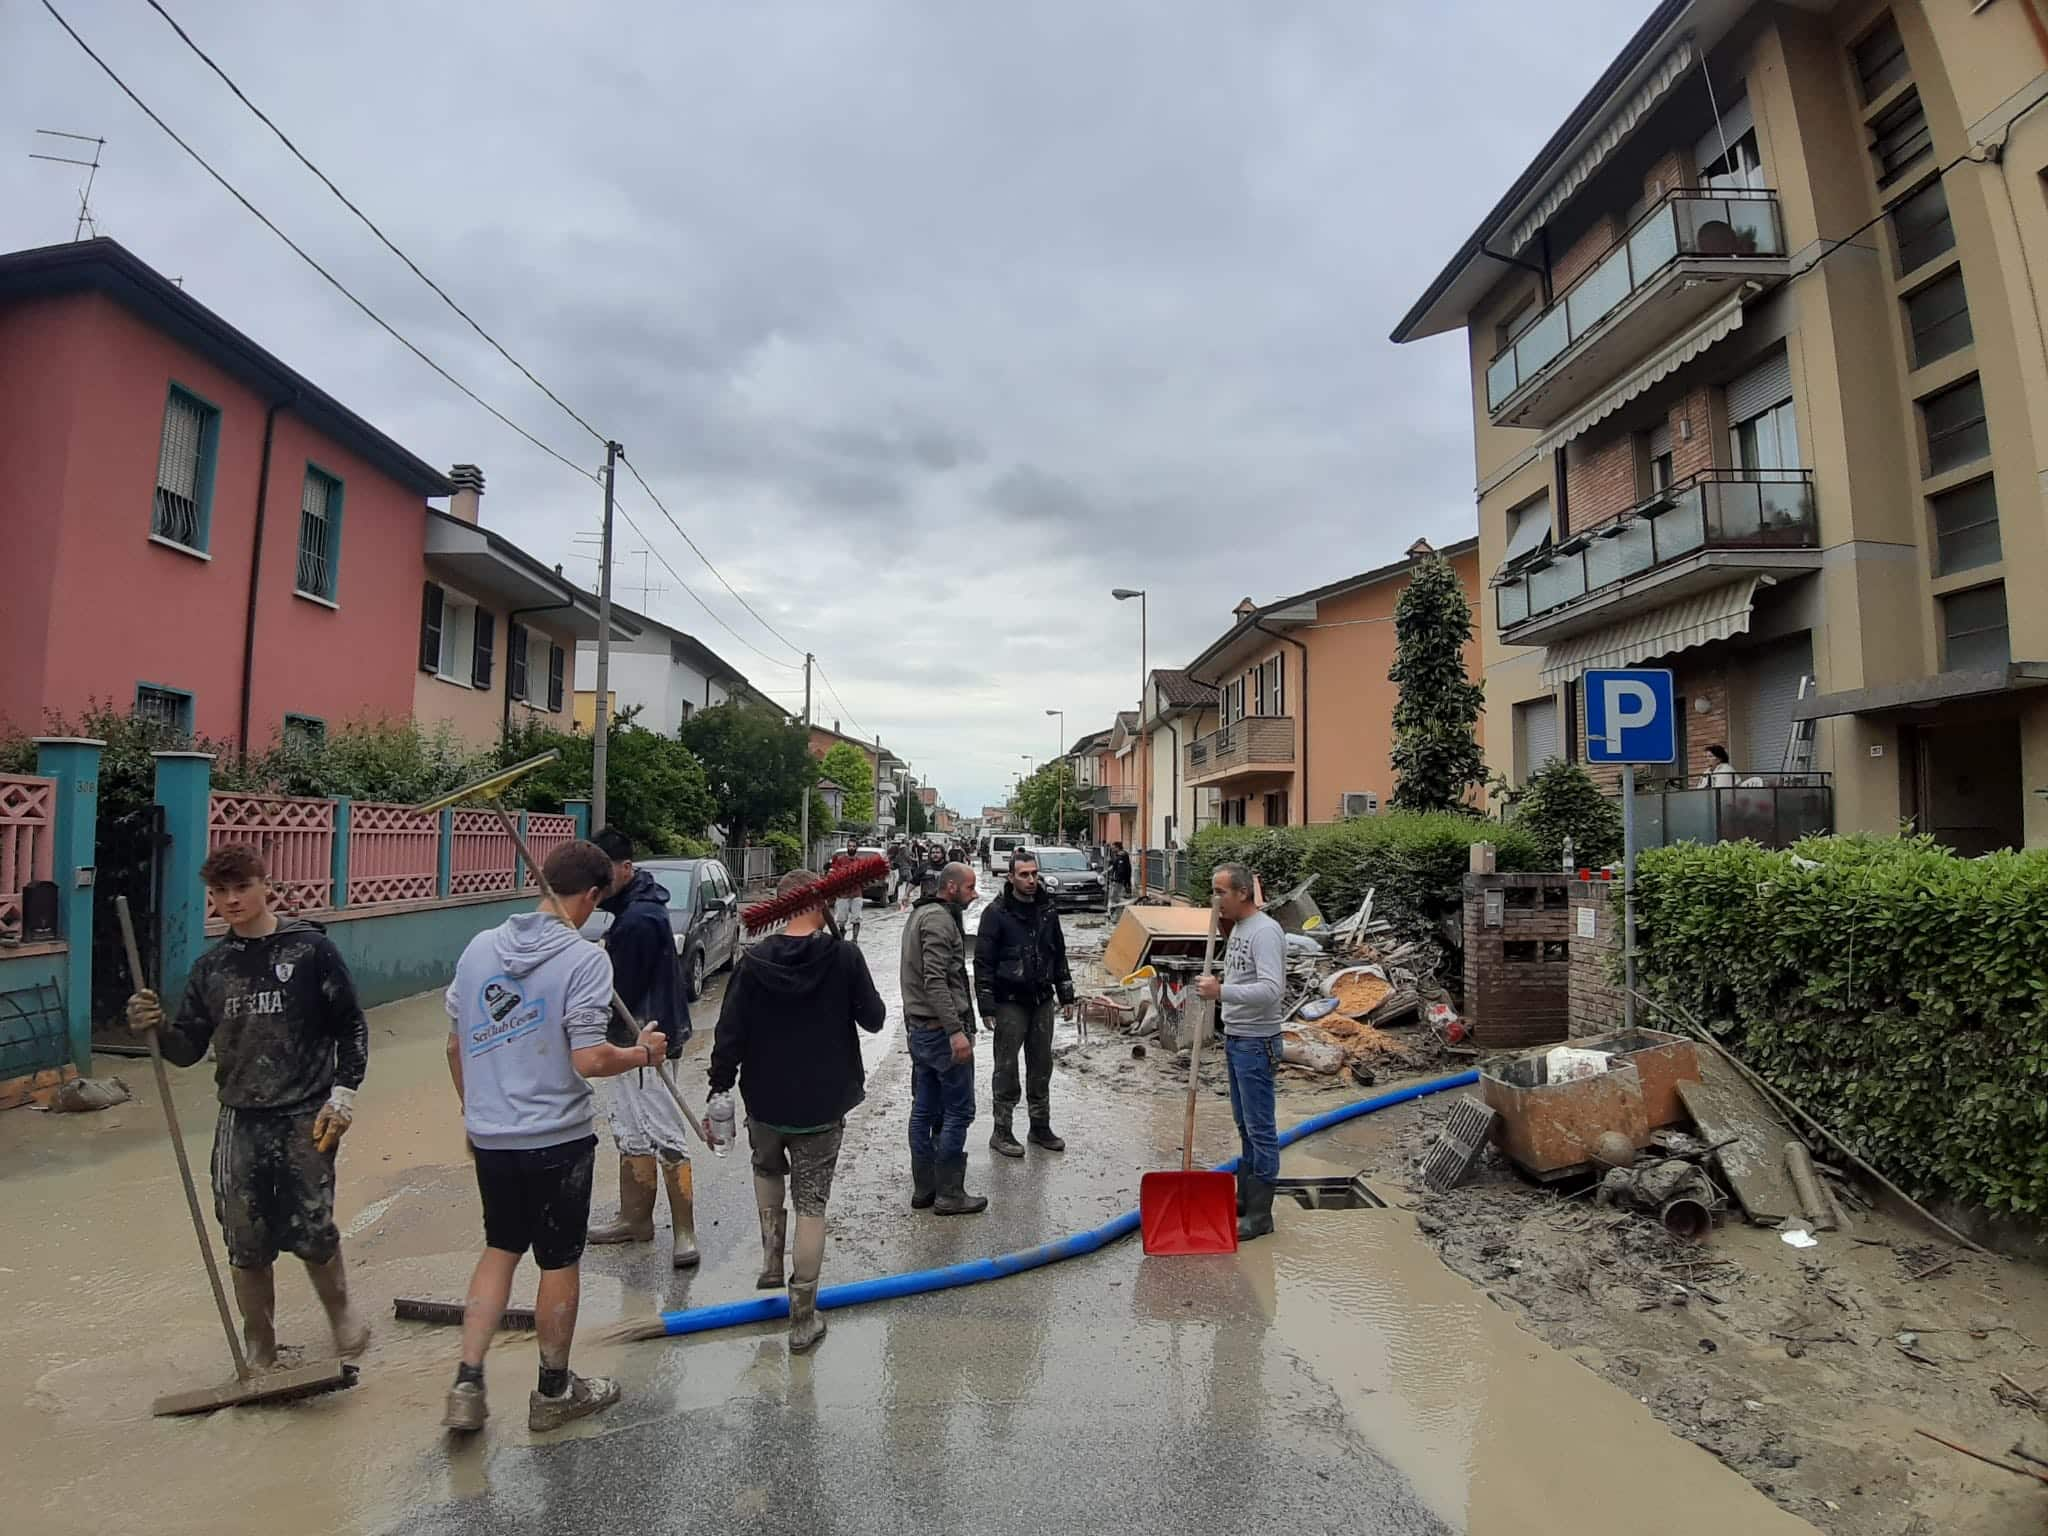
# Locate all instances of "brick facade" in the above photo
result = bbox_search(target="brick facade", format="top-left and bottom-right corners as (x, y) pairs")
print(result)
(1641, 149), (1690, 206)
(1567, 879), (1625, 1038)
(1570, 648), (1731, 788)
(1564, 431), (1639, 532)
(1552, 216), (1620, 292)
(1667, 384), (1720, 482)
(1461, 872), (1573, 1048)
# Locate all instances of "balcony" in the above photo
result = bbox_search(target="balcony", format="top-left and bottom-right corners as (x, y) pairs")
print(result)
(1617, 774), (1833, 851)
(1486, 189), (1788, 430)
(1185, 717), (1296, 787)
(1089, 783), (1138, 811)
(1496, 469), (1820, 647)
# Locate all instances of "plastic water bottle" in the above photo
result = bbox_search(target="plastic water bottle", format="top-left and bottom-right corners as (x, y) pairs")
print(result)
(707, 1092), (735, 1158)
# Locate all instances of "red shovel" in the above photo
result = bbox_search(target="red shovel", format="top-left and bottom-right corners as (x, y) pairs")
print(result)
(1140, 898), (1238, 1255)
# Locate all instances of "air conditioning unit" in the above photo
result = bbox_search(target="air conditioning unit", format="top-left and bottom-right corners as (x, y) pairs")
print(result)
(1338, 791), (1379, 819)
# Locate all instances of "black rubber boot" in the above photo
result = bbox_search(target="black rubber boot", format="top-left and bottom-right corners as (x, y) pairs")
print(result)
(910, 1158), (937, 1210)
(989, 1117), (1024, 1159)
(1237, 1175), (1276, 1242)
(1028, 1120), (1065, 1151)
(1235, 1170), (1249, 1218)
(932, 1156), (989, 1216)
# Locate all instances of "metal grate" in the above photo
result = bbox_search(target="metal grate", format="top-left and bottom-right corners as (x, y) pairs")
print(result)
(153, 390), (209, 546)
(1421, 1097), (1500, 1192)
(296, 470), (337, 597)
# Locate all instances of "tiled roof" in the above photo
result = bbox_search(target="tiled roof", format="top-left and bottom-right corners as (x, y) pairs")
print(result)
(1152, 668), (1217, 709)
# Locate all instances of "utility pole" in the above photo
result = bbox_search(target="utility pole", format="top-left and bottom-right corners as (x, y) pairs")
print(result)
(592, 441), (620, 831)
(1046, 708), (1065, 843)
(799, 652), (814, 869)
(874, 733), (885, 842)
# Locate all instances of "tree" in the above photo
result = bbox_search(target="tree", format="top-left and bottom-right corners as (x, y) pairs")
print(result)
(678, 701), (815, 848)
(1388, 553), (1488, 813)
(502, 712), (715, 855)
(819, 742), (876, 824)
(897, 791), (930, 834)
(1511, 758), (1623, 869)
(1012, 760), (1089, 843)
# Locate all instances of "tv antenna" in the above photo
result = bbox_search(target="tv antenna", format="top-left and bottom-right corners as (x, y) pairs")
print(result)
(569, 537), (665, 609)
(30, 129), (106, 241)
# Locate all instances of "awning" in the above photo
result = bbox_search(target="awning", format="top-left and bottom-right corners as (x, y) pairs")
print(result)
(1539, 577), (1759, 686)
(1506, 37), (1697, 256)
(1792, 663), (2048, 719)
(1530, 293), (1748, 456)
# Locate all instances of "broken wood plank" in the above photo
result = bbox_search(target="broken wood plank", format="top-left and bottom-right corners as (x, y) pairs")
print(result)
(1677, 1068), (1802, 1226)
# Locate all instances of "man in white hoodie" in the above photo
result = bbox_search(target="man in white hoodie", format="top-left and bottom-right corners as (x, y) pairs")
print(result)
(440, 839), (668, 1436)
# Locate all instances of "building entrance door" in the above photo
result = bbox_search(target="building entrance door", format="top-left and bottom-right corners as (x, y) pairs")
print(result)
(1910, 716), (2023, 856)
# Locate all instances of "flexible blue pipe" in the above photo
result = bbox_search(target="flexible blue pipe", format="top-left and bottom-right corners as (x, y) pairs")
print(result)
(655, 1068), (1480, 1336)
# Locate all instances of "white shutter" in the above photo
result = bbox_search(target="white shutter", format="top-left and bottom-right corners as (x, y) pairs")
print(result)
(1516, 696), (1560, 782)
(158, 394), (203, 497)
(1502, 494), (1552, 565)
(1726, 348), (1793, 424)
(1734, 633), (1813, 775)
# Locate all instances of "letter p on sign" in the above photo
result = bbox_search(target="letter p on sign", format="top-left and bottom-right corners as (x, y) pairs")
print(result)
(1582, 668), (1676, 765)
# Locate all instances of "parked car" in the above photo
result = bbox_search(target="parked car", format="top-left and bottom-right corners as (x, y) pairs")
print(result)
(986, 832), (1028, 869)
(1022, 845), (1108, 912)
(852, 846), (894, 904)
(579, 857), (742, 1001)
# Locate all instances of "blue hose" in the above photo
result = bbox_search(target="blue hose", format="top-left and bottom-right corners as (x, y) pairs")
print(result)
(654, 1068), (1479, 1337)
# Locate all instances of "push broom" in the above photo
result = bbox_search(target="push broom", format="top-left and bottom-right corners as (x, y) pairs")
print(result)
(116, 895), (360, 1414)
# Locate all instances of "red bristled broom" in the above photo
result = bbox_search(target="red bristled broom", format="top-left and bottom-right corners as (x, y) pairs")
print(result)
(742, 854), (891, 935)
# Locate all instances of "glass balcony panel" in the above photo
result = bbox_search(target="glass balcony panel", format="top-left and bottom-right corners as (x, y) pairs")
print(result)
(1566, 244), (1633, 339)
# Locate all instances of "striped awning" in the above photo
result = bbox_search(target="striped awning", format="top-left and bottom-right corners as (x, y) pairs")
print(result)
(1539, 577), (1760, 687)
(1529, 293), (1749, 456)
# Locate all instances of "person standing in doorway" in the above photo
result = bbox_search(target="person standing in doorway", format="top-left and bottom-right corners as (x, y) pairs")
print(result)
(583, 828), (698, 1268)
(441, 839), (667, 1434)
(708, 871), (886, 1352)
(125, 843), (372, 1372)
(900, 862), (987, 1215)
(1195, 861), (1286, 1242)
(975, 850), (1075, 1158)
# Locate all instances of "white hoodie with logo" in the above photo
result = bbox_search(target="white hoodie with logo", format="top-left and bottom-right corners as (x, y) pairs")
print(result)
(447, 911), (614, 1151)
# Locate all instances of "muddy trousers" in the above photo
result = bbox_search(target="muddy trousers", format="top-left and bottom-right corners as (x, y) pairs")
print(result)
(990, 998), (1055, 1125)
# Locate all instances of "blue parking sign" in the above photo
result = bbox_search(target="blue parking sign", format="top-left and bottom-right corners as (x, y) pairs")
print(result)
(1583, 668), (1676, 765)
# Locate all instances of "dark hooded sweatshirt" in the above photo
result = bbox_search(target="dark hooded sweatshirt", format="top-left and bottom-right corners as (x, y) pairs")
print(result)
(597, 867), (690, 1057)
(708, 930), (886, 1131)
(159, 918), (368, 1112)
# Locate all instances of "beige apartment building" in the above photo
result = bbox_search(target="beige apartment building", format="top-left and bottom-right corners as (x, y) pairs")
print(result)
(1395, 0), (2048, 853)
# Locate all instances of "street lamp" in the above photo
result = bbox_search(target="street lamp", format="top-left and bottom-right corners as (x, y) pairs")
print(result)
(1045, 708), (1065, 843)
(1112, 587), (1148, 888)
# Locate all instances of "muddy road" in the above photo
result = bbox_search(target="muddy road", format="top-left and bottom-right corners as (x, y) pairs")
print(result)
(4, 869), (1814, 1534)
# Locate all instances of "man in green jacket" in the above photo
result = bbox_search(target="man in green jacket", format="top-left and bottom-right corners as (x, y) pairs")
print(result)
(898, 863), (987, 1215)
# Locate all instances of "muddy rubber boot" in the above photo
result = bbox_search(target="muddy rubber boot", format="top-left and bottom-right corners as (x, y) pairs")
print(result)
(231, 1264), (279, 1371)
(787, 1213), (828, 1354)
(587, 1154), (658, 1244)
(933, 1156), (989, 1216)
(1237, 1175), (1276, 1242)
(1028, 1120), (1065, 1151)
(910, 1158), (937, 1210)
(305, 1251), (371, 1359)
(660, 1158), (700, 1269)
(442, 1378), (488, 1432)
(989, 1115), (1024, 1159)
(756, 1208), (788, 1290)
(1235, 1170), (1249, 1218)
(527, 1372), (621, 1433)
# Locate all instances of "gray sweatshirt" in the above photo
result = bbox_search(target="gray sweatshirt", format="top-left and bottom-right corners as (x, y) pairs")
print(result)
(1219, 909), (1287, 1038)
(447, 911), (615, 1151)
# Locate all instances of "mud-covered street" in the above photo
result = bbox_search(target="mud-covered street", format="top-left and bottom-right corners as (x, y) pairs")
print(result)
(6, 871), (1815, 1535)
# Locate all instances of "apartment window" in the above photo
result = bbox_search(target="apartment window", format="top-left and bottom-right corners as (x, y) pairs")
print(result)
(283, 714), (326, 751)
(1853, 16), (1910, 103)
(1941, 583), (2009, 672)
(1263, 790), (1290, 826)
(152, 386), (219, 551)
(1906, 268), (1973, 366)
(507, 622), (530, 700)
(135, 684), (194, 732)
(1931, 478), (2002, 575)
(1495, 294), (1539, 353)
(548, 641), (567, 711)
(419, 583), (478, 685)
(1257, 655), (1284, 717)
(472, 609), (495, 689)
(1220, 797), (1247, 827)
(1514, 696), (1561, 784)
(678, 699), (694, 725)
(1699, 128), (1763, 194)
(1220, 676), (1246, 726)
(1501, 493), (1553, 573)
(1889, 179), (1954, 274)
(1870, 91), (1932, 187)
(1922, 376), (1989, 476)
(295, 467), (342, 601)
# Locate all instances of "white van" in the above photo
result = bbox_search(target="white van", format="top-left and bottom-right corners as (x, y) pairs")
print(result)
(986, 833), (1028, 869)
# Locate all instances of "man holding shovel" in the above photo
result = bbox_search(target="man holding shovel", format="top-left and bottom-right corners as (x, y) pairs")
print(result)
(124, 843), (372, 1371)
(1195, 862), (1286, 1242)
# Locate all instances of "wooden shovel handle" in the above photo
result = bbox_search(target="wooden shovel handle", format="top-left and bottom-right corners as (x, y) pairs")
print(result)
(1183, 899), (1221, 1174)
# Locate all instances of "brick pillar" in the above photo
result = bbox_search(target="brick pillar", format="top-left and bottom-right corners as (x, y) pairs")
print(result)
(1461, 872), (1572, 1048)
(1567, 877), (1625, 1037)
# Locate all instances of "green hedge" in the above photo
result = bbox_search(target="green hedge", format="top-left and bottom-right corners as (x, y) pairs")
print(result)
(1186, 813), (1541, 944)
(1636, 835), (2048, 1214)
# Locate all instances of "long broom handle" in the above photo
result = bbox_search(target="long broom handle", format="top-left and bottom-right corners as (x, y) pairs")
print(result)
(116, 895), (251, 1383)
(487, 804), (712, 1148)
(1183, 899), (1221, 1175)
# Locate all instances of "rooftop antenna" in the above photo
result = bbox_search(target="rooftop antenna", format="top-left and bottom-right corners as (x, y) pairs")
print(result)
(30, 129), (105, 241)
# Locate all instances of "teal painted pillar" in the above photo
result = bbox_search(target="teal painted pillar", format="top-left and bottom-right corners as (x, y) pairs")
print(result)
(436, 809), (454, 897)
(563, 799), (591, 840)
(153, 751), (216, 1014)
(34, 737), (103, 1072)
(331, 796), (352, 909)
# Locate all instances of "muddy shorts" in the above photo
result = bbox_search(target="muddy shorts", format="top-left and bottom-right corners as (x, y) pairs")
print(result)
(748, 1118), (845, 1217)
(211, 1104), (340, 1269)
(472, 1134), (598, 1270)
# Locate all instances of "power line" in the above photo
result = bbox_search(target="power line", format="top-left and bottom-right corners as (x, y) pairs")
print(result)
(810, 656), (867, 739)
(608, 497), (804, 672)
(37, 0), (597, 484)
(141, 0), (608, 449)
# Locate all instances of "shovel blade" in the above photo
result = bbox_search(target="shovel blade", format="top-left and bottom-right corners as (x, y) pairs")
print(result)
(1139, 1171), (1239, 1255)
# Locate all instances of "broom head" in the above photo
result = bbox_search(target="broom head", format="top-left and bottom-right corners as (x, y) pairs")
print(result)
(743, 854), (890, 935)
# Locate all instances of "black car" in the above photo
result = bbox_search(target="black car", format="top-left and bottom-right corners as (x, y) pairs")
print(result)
(1023, 846), (1108, 912)
(579, 857), (743, 1001)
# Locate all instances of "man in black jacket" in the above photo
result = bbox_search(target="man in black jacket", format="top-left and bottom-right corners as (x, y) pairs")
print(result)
(708, 871), (886, 1352)
(975, 850), (1076, 1157)
(584, 829), (699, 1267)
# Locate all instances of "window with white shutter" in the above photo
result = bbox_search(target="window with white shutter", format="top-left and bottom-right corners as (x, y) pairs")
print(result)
(153, 387), (218, 550)
(295, 467), (343, 600)
(548, 644), (566, 712)
(1514, 696), (1560, 783)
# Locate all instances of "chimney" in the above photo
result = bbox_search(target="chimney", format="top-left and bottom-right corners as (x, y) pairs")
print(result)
(1233, 597), (1256, 619)
(832, 720), (841, 734)
(1406, 536), (1436, 562)
(448, 463), (486, 524)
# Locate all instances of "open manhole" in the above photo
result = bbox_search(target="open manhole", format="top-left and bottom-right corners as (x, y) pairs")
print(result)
(1274, 1174), (1384, 1211)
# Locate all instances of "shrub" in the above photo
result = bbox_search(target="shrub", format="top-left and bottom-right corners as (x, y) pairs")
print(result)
(763, 830), (803, 875)
(501, 716), (715, 857)
(1510, 758), (1622, 869)
(1635, 835), (2048, 1214)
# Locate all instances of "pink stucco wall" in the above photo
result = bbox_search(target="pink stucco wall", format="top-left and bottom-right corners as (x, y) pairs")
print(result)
(0, 291), (427, 745)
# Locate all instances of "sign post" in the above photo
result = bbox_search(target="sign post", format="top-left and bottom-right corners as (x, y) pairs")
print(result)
(1582, 669), (1677, 1032)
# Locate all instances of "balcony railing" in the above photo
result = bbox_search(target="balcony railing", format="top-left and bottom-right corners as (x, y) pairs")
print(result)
(1090, 783), (1138, 811)
(1185, 717), (1296, 781)
(1486, 189), (1785, 415)
(1497, 469), (1816, 634)
(1615, 774), (1833, 851)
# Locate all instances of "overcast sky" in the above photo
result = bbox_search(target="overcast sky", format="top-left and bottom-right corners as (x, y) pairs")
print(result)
(2, 0), (1648, 815)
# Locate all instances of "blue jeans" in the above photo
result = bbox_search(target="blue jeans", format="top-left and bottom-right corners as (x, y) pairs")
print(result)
(908, 1026), (976, 1164)
(1224, 1035), (1282, 1183)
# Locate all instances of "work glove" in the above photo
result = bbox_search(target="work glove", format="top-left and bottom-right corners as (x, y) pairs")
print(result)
(125, 990), (164, 1034)
(312, 1086), (356, 1153)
